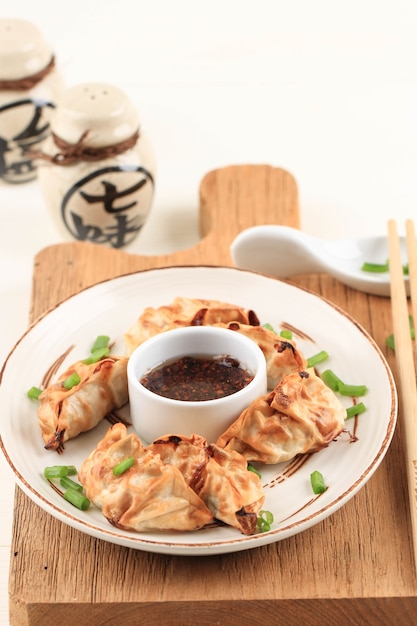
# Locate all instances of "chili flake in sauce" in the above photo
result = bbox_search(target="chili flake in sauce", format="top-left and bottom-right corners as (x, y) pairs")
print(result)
(140, 355), (254, 401)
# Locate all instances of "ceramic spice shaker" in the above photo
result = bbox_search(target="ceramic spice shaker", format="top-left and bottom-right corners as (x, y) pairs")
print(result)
(0, 18), (63, 183)
(37, 82), (156, 249)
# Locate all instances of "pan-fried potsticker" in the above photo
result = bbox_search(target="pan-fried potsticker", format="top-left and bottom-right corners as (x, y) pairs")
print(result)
(38, 356), (128, 452)
(124, 297), (307, 390)
(149, 434), (265, 535)
(212, 321), (307, 389)
(216, 368), (346, 464)
(124, 296), (260, 354)
(79, 423), (214, 532)
(79, 425), (265, 535)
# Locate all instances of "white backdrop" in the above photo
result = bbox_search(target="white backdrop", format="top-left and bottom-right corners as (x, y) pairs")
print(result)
(1, 1), (417, 623)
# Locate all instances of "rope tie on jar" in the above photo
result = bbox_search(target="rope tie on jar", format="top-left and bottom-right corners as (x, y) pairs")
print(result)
(28, 129), (140, 165)
(0, 56), (56, 90)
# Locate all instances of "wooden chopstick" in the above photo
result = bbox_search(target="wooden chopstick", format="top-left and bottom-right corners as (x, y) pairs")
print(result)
(388, 219), (417, 573)
(406, 220), (417, 360)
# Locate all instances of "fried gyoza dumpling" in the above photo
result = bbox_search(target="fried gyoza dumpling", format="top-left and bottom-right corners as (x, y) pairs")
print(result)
(38, 356), (128, 452)
(213, 321), (307, 389)
(216, 368), (346, 464)
(149, 434), (208, 483)
(124, 296), (260, 354)
(79, 424), (213, 532)
(149, 434), (265, 535)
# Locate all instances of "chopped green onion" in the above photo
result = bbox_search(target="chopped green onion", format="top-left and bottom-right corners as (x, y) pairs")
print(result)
(91, 335), (110, 351)
(310, 470), (326, 494)
(385, 334), (395, 351)
(82, 347), (110, 364)
(386, 315), (414, 351)
(63, 487), (90, 511)
(256, 510), (274, 533)
(63, 372), (81, 390)
(321, 369), (366, 397)
(361, 261), (389, 273)
(259, 510), (273, 524)
(113, 456), (135, 476)
(82, 335), (111, 363)
(44, 467), (89, 510)
(338, 382), (367, 397)
(44, 465), (77, 479)
(410, 315), (415, 339)
(263, 323), (277, 334)
(362, 261), (408, 274)
(321, 369), (343, 392)
(27, 386), (42, 400)
(280, 329), (293, 340)
(346, 402), (367, 419)
(60, 476), (83, 492)
(307, 350), (329, 368)
(247, 463), (261, 479)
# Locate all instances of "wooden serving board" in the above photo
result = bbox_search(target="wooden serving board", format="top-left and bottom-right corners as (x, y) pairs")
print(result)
(8, 165), (417, 625)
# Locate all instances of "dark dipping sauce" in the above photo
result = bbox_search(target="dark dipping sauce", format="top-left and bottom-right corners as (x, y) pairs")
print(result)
(140, 354), (254, 402)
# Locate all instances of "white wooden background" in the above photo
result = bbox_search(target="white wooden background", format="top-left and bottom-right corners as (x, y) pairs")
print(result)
(1, 1), (417, 623)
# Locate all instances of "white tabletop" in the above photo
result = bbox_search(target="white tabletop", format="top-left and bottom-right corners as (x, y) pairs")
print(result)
(1, 1), (417, 623)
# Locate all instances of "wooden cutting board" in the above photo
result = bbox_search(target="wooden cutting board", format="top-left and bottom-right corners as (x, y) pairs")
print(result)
(8, 165), (417, 625)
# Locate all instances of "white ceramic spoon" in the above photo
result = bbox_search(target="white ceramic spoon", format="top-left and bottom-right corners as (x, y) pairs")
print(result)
(231, 225), (409, 297)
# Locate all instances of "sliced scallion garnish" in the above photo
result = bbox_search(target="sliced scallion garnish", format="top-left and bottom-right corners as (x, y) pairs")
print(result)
(361, 260), (408, 274)
(60, 476), (83, 492)
(27, 386), (42, 400)
(338, 382), (367, 397)
(247, 463), (261, 479)
(409, 315), (415, 338)
(63, 372), (81, 390)
(44, 465), (77, 479)
(310, 470), (326, 494)
(82, 347), (110, 364)
(386, 314), (415, 351)
(385, 334), (395, 350)
(321, 369), (343, 392)
(361, 261), (390, 273)
(307, 350), (329, 368)
(346, 402), (367, 419)
(82, 335), (111, 363)
(280, 329), (293, 340)
(63, 487), (90, 511)
(321, 369), (367, 396)
(256, 510), (274, 533)
(113, 456), (135, 476)
(91, 335), (110, 351)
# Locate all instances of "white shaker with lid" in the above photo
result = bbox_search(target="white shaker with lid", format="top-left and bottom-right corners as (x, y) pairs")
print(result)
(37, 82), (156, 249)
(0, 18), (63, 183)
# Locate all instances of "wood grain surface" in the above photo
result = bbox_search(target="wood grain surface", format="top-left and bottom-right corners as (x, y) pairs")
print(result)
(8, 165), (417, 625)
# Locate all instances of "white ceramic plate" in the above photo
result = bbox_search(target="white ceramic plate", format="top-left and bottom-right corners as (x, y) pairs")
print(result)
(0, 266), (397, 555)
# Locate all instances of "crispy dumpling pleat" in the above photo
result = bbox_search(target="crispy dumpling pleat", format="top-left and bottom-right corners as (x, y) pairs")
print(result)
(149, 434), (265, 535)
(213, 321), (307, 389)
(79, 424), (213, 532)
(38, 356), (128, 451)
(149, 434), (208, 483)
(124, 296), (307, 389)
(216, 368), (346, 464)
(124, 296), (260, 355)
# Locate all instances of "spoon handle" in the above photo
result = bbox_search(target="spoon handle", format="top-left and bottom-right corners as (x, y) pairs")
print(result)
(231, 225), (327, 277)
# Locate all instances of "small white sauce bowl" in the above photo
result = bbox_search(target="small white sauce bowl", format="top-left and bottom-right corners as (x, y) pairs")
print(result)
(127, 325), (267, 443)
